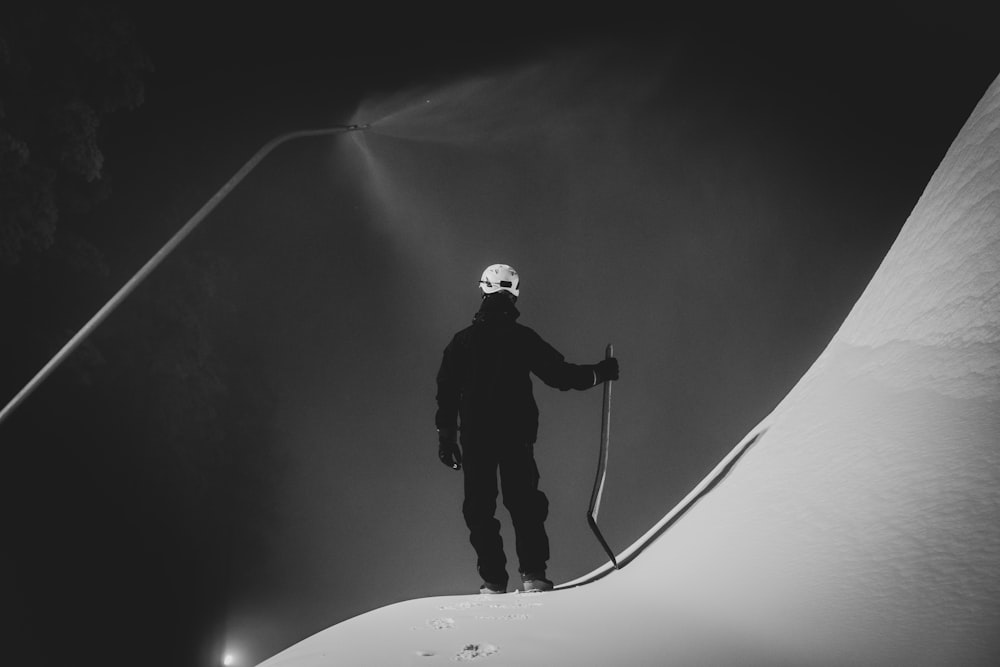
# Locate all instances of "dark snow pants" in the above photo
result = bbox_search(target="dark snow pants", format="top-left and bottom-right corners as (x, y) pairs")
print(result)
(461, 438), (550, 586)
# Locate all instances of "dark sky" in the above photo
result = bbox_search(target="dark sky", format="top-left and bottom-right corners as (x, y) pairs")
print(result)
(4, 3), (999, 666)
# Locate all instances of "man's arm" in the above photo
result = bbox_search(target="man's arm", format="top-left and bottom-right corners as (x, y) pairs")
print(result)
(435, 339), (460, 432)
(528, 330), (619, 390)
(435, 339), (463, 470)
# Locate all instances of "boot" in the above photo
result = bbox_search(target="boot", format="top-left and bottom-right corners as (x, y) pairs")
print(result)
(520, 571), (553, 592)
(479, 580), (507, 594)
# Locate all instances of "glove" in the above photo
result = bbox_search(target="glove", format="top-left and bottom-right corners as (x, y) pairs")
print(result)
(594, 357), (620, 384)
(438, 428), (462, 470)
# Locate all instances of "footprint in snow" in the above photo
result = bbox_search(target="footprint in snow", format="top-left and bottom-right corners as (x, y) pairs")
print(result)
(454, 643), (499, 661)
(428, 617), (455, 630)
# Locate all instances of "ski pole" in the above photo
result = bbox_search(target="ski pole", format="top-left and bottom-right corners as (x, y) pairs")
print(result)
(587, 343), (618, 569)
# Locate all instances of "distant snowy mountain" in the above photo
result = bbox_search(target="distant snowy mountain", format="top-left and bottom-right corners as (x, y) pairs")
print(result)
(256, 73), (1000, 667)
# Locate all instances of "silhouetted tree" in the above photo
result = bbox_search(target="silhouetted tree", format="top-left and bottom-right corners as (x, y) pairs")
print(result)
(0, 3), (151, 267)
(1, 9), (280, 665)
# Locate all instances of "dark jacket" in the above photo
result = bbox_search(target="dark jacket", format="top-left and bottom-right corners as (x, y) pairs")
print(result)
(435, 297), (599, 444)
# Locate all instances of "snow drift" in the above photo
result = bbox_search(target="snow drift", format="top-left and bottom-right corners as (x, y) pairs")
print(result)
(256, 74), (1000, 666)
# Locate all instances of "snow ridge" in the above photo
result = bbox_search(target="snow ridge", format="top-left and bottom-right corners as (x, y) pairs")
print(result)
(257, 73), (1000, 667)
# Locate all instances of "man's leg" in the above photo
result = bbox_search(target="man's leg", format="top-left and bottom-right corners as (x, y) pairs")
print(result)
(499, 443), (550, 576)
(462, 446), (508, 587)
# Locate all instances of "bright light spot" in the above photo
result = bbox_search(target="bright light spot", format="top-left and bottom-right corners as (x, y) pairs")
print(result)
(223, 654), (235, 666)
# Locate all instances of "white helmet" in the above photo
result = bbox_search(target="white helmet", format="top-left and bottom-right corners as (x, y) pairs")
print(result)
(479, 263), (520, 297)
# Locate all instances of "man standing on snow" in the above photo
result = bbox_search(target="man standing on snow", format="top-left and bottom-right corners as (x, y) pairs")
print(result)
(435, 263), (620, 594)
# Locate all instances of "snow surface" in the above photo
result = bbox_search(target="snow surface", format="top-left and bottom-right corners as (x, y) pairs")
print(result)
(256, 74), (1000, 666)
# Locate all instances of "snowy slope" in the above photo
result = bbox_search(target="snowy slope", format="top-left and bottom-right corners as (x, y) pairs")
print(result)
(256, 74), (1000, 666)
